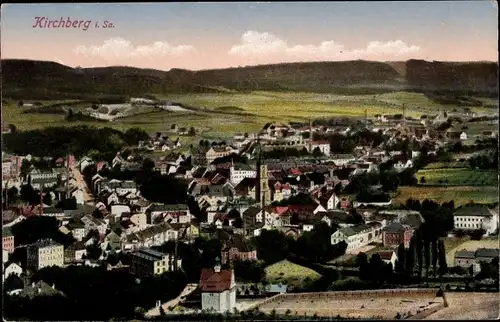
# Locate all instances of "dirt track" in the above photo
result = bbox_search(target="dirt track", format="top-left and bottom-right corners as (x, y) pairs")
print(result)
(424, 292), (499, 320)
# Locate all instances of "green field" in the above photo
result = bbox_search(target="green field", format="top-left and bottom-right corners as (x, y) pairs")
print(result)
(394, 186), (499, 206)
(265, 260), (321, 288)
(416, 168), (498, 186)
(3, 91), (496, 140)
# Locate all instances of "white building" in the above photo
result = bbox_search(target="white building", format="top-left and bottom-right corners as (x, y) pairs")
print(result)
(229, 163), (256, 185)
(3, 262), (23, 281)
(453, 206), (499, 236)
(309, 140), (331, 156)
(331, 222), (383, 254)
(26, 239), (64, 271)
(129, 248), (181, 277)
(200, 261), (236, 313)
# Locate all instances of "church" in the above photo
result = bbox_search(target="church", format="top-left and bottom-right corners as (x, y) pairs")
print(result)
(199, 258), (236, 313)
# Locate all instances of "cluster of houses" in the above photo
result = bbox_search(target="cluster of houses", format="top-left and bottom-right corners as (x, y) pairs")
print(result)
(2, 112), (499, 313)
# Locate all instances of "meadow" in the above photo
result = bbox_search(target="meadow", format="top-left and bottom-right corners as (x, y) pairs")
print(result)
(394, 186), (499, 206)
(3, 91), (496, 140)
(416, 168), (498, 186)
(264, 260), (321, 289)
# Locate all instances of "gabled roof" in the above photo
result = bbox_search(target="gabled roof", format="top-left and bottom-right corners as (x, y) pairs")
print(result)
(475, 248), (500, 258)
(199, 268), (233, 293)
(383, 222), (412, 233)
(455, 250), (475, 259)
(149, 203), (188, 213)
(454, 206), (495, 217)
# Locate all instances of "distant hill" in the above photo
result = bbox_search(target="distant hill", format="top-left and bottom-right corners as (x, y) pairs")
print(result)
(1, 58), (498, 100)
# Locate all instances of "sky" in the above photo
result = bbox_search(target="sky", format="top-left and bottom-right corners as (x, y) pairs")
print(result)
(1, 2), (498, 71)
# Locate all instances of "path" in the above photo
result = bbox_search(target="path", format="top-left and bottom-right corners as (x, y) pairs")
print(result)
(71, 166), (94, 205)
(145, 283), (198, 318)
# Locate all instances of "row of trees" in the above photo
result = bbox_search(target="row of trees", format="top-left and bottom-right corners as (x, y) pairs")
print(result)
(468, 149), (498, 170)
(4, 266), (188, 321)
(3, 126), (150, 162)
(251, 223), (347, 266)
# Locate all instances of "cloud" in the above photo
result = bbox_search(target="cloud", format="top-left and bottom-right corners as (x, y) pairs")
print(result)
(229, 31), (420, 61)
(74, 38), (195, 59)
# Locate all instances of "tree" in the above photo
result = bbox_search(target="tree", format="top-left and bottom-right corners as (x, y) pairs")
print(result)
(188, 127), (196, 136)
(312, 147), (323, 157)
(8, 124), (17, 133)
(437, 239), (448, 277)
(17, 100), (24, 107)
(395, 243), (406, 274)
(420, 176), (426, 184)
(423, 239), (430, 278)
(3, 274), (24, 292)
(142, 158), (155, 172)
(431, 239), (438, 278)
(42, 191), (53, 206)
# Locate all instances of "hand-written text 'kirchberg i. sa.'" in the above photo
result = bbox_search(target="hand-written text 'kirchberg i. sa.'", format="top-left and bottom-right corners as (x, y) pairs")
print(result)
(33, 17), (115, 31)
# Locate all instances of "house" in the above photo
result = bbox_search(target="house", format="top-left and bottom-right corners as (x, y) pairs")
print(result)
(148, 204), (191, 223)
(10, 280), (65, 298)
(229, 163), (256, 185)
(454, 250), (476, 269)
(382, 222), (414, 248)
(81, 215), (108, 236)
(79, 157), (93, 172)
(309, 140), (331, 156)
(65, 220), (86, 241)
(454, 248), (499, 270)
(221, 235), (258, 264)
(242, 207), (265, 236)
(122, 223), (178, 251)
(330, 222), (383, 253)
(200, 261), (236, 313)
(71, 188), (85, 205)
(2, 227), (15, 253)
(453, 206), (499, 235)
(26, 239), (64, 271)
(378, 251), (398, 271)
(264, 283), (288, 295)
(64, 241), (87, 264)
(129, 248), (181, 277)
(330, 154), (357, 166)
(41, 206), (65, 217)
(3, 261), (23, 282)
(314, 189), (340, 210)
(206, 146), (237, 164)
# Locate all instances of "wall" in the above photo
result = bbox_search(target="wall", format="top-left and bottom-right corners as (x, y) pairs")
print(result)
(253, 288), (442, 309)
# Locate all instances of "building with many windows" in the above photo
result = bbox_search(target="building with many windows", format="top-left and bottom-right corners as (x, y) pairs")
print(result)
(129, 248), (181, 277)
(26, 239), (64, 271)
(453, 206), (499, 235)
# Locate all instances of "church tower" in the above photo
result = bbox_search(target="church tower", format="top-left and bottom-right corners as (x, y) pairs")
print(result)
(254, 136), (270, 209)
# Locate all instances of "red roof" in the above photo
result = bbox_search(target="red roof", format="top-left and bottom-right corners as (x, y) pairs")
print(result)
(271, 206), (289, 216)
(199, 268), (233, 293)
(288, 168), (302, 176)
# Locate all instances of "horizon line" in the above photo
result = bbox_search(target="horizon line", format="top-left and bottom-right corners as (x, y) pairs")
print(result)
(2, 57), (499, 73)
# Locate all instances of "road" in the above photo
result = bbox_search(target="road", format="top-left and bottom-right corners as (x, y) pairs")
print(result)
(71, 166), (94, 205)
(145, 283), (198, 318)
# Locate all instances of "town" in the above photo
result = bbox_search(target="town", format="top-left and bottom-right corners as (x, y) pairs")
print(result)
(2, 107), (499, 320)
